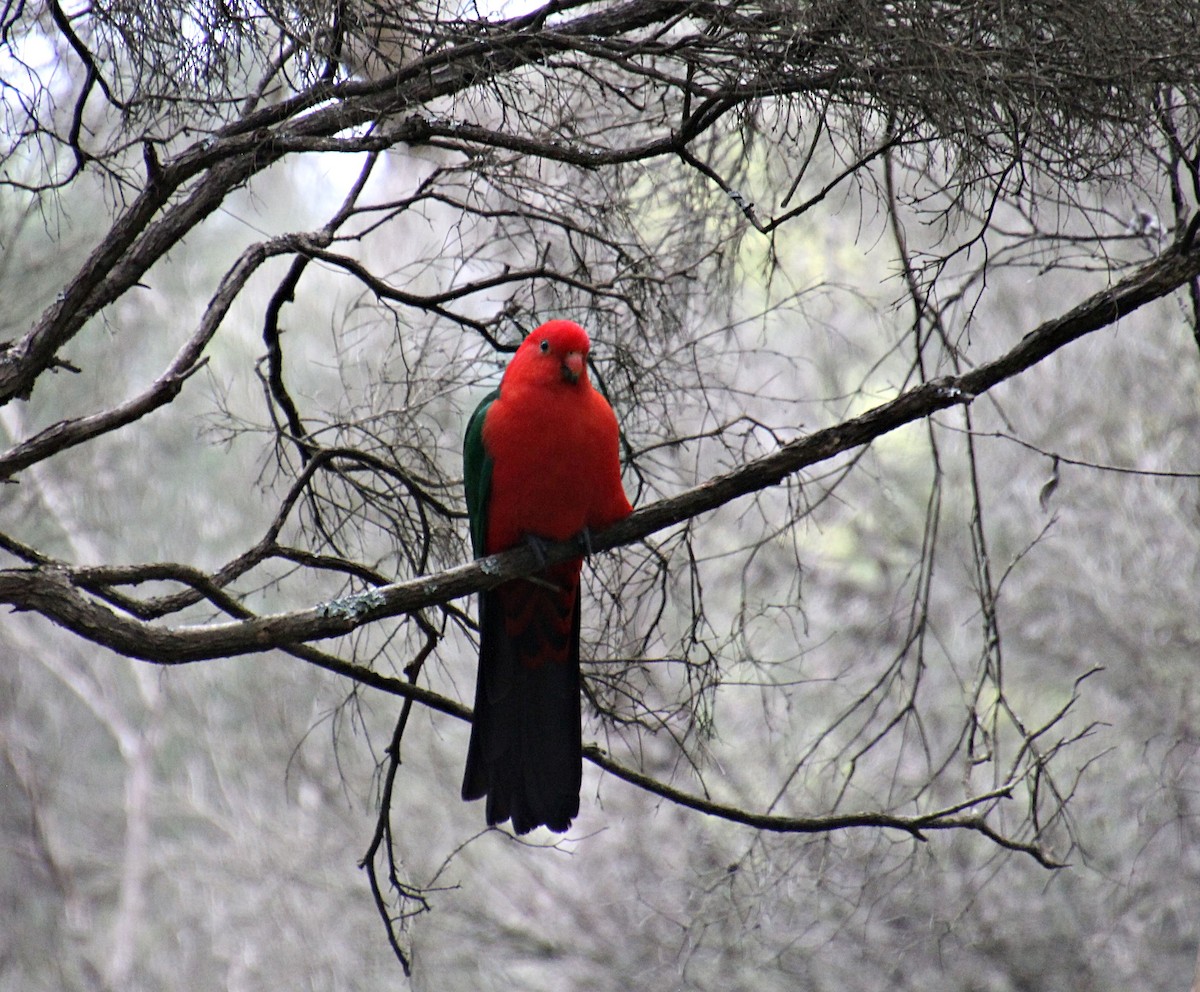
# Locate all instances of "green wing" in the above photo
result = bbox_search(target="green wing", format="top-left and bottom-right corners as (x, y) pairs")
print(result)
(463, 387), (499, 559)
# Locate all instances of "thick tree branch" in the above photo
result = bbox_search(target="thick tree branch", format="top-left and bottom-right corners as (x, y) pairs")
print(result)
(0, 1), (701, 406)
(13, 0), (1187, 407)
(3, 240), (1197, 662)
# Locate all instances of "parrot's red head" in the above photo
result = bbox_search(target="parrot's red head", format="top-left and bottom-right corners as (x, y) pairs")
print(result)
(508, 320), (591, 388)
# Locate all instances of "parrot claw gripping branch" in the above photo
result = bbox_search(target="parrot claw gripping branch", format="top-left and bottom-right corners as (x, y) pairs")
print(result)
(460, 320), (632, 834)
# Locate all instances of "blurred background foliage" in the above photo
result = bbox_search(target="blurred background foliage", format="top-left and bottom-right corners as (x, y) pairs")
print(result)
(3, 1), (1200, 989)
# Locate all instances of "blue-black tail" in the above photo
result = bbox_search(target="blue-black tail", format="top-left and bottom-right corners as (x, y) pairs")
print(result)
(461, 574), (583, 834)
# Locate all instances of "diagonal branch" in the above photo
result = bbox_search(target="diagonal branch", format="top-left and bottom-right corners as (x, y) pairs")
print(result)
(0, 1), (700, 407)
(0, 232), (334, 480)
(2, 238), (1197, 663)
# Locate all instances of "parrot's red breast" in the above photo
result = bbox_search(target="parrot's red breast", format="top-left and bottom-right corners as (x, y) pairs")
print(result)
(482, 319), (633, 556)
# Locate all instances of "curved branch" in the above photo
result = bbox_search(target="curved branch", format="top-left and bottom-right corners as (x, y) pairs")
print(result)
(586, 746), (1060, 867)
(0, 1), (706, 406)
(0, 232), (332, 479)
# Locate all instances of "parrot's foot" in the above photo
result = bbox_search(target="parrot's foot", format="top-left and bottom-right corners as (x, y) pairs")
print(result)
(521, 535), (567, 591)
(576, 526), (595, 557)
(523, 533), (550, 567)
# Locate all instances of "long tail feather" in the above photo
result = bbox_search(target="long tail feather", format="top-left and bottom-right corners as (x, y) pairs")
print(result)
(462, 574), (582, 833)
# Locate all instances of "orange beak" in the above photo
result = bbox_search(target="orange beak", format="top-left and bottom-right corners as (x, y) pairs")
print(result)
(562, 351), (585, 383)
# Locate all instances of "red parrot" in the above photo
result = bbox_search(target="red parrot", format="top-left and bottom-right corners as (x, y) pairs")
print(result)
(461, 320), (633, 833)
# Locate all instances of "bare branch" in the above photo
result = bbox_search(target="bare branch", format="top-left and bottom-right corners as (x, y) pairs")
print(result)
(0, 232), (334, 478)
(4, 237), (1196, 662)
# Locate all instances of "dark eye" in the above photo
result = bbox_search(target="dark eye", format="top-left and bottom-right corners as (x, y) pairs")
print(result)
(539, 339), (550, 353)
